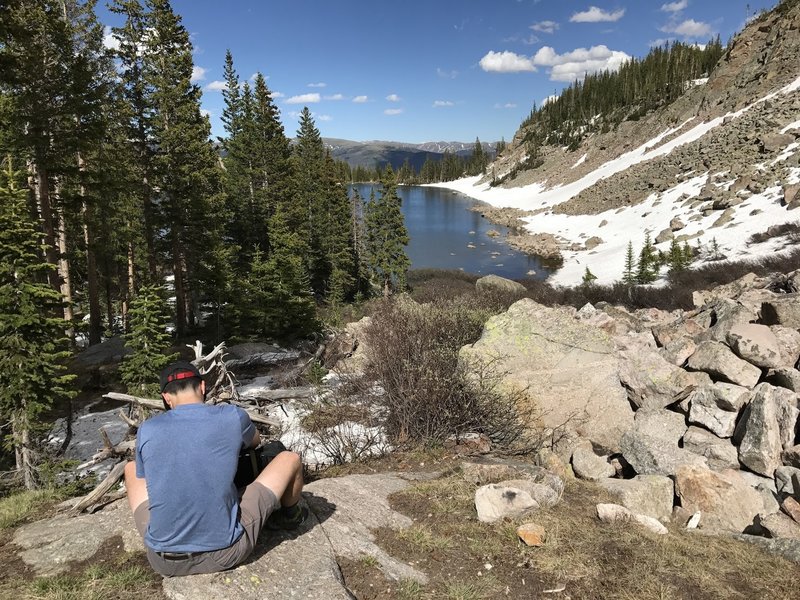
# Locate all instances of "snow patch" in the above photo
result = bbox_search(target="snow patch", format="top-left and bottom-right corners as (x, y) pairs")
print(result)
(572, 153), (588, 168)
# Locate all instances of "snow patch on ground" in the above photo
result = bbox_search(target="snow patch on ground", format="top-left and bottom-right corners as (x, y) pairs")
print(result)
(428, 74), (800, 286)
(572, 153), (588, 168)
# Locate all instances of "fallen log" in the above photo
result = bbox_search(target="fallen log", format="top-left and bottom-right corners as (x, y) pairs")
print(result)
(238, 386), (315, 403)
(103, 391), (280, 428)
(68, 460), (127, 515)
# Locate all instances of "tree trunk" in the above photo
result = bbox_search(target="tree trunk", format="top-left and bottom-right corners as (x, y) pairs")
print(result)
(79, 152), (103, 345)
(33, 162), (61, 291)
(12, 411), (36, 490)
(123, 240), (135, 332)
(173, 236), (187, 336)
(56, 201), (74, 340)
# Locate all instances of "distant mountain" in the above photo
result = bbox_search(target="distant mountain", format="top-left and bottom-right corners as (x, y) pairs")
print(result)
(321, 138), (497, 171)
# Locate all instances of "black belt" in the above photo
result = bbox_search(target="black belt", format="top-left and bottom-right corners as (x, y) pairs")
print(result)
(156, 551), (197, 561)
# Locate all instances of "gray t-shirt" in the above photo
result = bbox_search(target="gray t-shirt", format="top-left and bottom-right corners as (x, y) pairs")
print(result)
(135, 403), (256, 552)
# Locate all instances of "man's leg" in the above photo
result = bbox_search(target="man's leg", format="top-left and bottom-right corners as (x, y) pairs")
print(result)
(254, 450), (303, 507)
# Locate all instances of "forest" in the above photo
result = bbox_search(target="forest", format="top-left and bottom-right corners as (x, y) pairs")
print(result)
(0, 0), (411, 487)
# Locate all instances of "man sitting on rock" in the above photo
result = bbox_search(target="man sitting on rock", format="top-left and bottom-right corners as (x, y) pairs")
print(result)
(124, 361), (306, 577)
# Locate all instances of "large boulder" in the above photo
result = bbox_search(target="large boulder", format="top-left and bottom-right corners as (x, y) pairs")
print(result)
(460, 299), (633, 451)
(761, 295), (800, 329)
(686, 341), (762, 387)
(571, 441), (615, 481)
(759, 512), (800, 539)
(682, 426), (740, 470)
(735, 383), (800, 477)
(620, 409), (708, 476)
(766, 368), (800, 392)
(597, 475), (674, 522)
(595, 503), (668, 535)
(695, 301), (757, 344)
(726, 323), (783, 369)
(771, 326), (800, 367)
(686, 385), (742, 438)
(475, 484), (539, 523)
(674, 465), (764, 533)
(475, 274), (526, 295)
(618, 348), (710, 410)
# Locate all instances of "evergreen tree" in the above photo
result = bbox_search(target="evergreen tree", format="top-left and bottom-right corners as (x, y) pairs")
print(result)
(364, 166), (410, 296)
(582, 266), (598, 286)
(144, 0), (224, 336)
(636, 233), (657, 284)
(622, 241), (637, 284)
(120, 284), (176, 397)
(0, 157), (75, 489)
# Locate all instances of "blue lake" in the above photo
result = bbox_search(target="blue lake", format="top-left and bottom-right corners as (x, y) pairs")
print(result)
(350, 184), (557, 280)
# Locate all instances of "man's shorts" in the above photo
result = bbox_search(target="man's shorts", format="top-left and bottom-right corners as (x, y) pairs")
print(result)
(133, 481), (280, 577)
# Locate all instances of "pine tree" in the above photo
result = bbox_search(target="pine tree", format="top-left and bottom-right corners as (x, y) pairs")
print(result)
(120, 284), (176, 397)
(364, 166), (410, 296)
(582, 266), (598, 286)
(622, 241), (637, 284)
(0, 156), (75, 489)
(636, 233), (657, 284)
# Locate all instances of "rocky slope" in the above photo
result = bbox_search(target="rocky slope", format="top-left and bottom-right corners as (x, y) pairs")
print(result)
(437, 0), (800, 286)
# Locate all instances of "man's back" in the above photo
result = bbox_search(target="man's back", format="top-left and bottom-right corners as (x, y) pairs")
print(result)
(135, 403), (254, 552)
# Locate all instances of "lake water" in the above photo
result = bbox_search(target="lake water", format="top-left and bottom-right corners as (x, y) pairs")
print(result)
(351, 184), (557, 280)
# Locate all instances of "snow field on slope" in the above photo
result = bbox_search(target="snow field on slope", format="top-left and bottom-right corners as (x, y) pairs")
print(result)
(430, 75), (800, 286)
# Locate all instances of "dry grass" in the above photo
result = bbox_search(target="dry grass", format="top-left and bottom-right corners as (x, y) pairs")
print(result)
(368, 472), (800, 599)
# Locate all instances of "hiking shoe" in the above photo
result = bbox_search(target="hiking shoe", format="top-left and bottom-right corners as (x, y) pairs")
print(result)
(265, 505), (308, 531)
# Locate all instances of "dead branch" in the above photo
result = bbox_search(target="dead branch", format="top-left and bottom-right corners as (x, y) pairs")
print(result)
(238, 386), (315, 403)
(69, 460), (127, 515)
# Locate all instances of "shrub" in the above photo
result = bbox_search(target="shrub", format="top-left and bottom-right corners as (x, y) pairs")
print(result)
(359, 296), (537, 449)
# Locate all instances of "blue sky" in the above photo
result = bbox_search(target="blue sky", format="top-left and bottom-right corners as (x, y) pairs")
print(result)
(98, 0), (778, 144)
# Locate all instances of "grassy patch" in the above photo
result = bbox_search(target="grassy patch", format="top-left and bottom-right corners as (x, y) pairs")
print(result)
(0, 488), (66, 530)
(371, 472), (800, 599)
(27, 559), (155, 600)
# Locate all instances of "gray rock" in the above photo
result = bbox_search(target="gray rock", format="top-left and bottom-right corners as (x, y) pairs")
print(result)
(461, 457), (565, 497)
(675, 465), (764, 533)
(687, 386), (741, 438)
(655, 228), (674, 244)
(761, 295), (800, 329)
(475, 484), (539, 523)
(727, 323), (783, 369)
(475, 274), (526, 295)
(596, 503), (668, 534)
(759, 512), (800, 539)
(72, 336), (131, 368)
(775, 467), (800, 496)
(661, 337), (697, 366)
(12, 499), (143, 576)
(735, 383), (797, 477)
(597, 475), (674, 522)
(670, 217), (685, 231)
(571, 442), (615, 481)
(620, 409), (708, 476)
(619, 348), (710, 410)
(682, 426), (740, 470)
(760, 133), (796, 153)
(686, 341), (762, 387)
(730, 534), (800, 563)
(696, 301), (757, 343)
(771, 326), (800, 368)
(499, 479), (560, 508)
(766, 368), (800, 392)
(783, 444), (800, 468)
(460, 299), (634, 451)
(303, 474), (427, 584)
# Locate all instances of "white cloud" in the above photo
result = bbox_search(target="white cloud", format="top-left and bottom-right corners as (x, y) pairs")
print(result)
(437, 67), (459, 79)
(386, 94), (401, 102)
(384, 108), (403, 115)
(570, 6), (626, 23)
(102, 26), (120, 51)
(479, 50), (536, 73)
(200, 109), (212, 118)
(660, 0), (688, 12)
(433, 100), (454, 108)
(272, 91), (285, 98)
(205, 80), (227, 92)
(531, 20), (559, 34)
(662, 18), (712, 37)
(533, 44), (631, 82)
(308, 82), (327, 88)
(317, 114), (333, 121)
(324, 94), (344, 101)
(649, 37), (675, 47)
(541, 94), (559, 106)
(353, 95), (369, 103)
(286, 93), (321, 104)
(191, 66), (207, 83)
(494, 102), (518, 109)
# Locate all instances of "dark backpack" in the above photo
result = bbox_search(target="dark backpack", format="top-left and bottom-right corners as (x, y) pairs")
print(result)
(234, 440), (287, 489)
